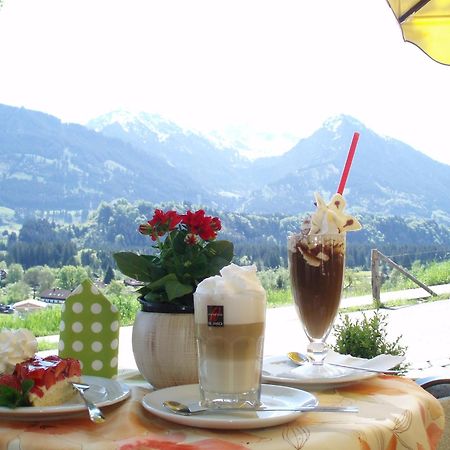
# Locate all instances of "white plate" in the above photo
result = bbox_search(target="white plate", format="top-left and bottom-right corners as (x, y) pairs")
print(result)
(0, 375), (131, 421)
(142, 383), (317, 430)
(262, 355), (377, 389)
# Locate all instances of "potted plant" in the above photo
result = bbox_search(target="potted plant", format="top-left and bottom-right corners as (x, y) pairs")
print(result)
(114, 208), (233, 388)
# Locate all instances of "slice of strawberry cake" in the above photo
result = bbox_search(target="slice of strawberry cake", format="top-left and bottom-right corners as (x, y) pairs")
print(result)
(0, 355), (81, 407)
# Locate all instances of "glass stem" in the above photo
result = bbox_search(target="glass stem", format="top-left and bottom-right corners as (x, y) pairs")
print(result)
(307, 341), (328, 365)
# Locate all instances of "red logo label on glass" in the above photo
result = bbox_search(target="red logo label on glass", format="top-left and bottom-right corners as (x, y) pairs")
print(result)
(207, 305), (224, 327)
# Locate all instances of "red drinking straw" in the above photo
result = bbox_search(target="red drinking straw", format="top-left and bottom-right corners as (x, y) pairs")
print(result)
(337, 132), (360, 195)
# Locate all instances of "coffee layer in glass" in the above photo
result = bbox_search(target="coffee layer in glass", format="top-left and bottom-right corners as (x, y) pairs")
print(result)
(288, 233), (346, 376)
(289, 233), (345, 341)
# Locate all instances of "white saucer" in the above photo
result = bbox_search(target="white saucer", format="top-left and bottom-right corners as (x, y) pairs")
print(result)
(0, 376), (131, 421)
(262, 355), (376, 389)
(142, 383), (317, 430)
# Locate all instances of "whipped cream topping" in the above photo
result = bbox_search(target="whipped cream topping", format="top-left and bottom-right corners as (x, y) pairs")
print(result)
(0, 328), (38, 374)
(194, 263), (266, 324)
(288, 192), (361, 267)
(308, 192), (361, 235)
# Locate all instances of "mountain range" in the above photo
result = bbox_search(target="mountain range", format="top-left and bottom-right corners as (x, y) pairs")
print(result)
(0, 103), (449, 225)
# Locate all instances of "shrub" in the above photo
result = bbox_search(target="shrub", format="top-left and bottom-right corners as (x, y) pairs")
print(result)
(332, 310), (408, 373)
(266, 289), (291, 307)
(257, 267), (290, 291)
(110, 293), (140, 325)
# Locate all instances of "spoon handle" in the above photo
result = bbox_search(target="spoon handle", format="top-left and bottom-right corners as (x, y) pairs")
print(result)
(252, 406), (358, 413)
(72, 383), (106, 423)
(178, 405), (358, 414)
(328, 362), (400, 374)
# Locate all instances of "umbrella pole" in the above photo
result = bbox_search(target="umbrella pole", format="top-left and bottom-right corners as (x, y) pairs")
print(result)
(399, 0), (432, 23)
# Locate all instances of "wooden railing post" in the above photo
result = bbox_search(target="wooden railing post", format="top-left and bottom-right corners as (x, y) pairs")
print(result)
(371, 249), (382, 308)
(370, 249), (437, 309)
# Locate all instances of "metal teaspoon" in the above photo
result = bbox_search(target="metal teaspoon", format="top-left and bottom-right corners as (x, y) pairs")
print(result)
(287, 351), (400, 374)
(162, 400), (358, 415)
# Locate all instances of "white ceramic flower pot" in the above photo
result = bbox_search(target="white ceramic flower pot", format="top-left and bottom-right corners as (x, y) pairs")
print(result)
(131, 301), (198, 389)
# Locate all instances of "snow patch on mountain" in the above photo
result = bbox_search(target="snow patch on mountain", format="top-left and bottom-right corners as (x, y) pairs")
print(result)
(87, 110), (187, 143)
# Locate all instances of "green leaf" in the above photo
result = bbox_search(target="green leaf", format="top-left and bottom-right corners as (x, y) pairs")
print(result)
(0, 385), (20, 407)
(165, 278), (193, 301)
(137, 284), (151, 296)
(148, 273), (178, 289)
(142, 273), (193, 301)
(171, 230), (188, 254)
(206, 240), (234, 262)
(0, 379), (33, 408)
(179, 253), (208, 281)
(208, 255), (232, 276)
(143, 291), (165, 303)
(21, 379), (34, 398)
(113, 252), (161, 282)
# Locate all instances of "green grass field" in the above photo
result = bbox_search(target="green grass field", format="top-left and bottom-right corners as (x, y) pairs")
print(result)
(1, 259), (449, 338)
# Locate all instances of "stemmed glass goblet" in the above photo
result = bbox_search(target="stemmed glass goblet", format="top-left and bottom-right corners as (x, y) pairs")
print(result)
(288, 232), (347, 378)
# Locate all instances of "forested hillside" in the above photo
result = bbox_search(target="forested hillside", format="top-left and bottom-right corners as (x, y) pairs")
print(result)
(2, 199), (449, 272)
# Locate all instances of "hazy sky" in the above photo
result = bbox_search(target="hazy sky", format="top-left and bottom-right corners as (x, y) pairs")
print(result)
(0, 0), (449, 165)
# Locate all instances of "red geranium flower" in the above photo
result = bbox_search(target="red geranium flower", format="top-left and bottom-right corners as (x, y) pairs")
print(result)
(181, 210), (220, 241)
(140, 209), (183, 241)
(184, 233), (198, 246)
(114, 209), (234, 305)
(211, 217), (221, 231)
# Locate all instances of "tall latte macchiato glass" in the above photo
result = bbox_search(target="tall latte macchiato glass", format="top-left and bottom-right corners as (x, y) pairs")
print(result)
(194, 264), (266, 408)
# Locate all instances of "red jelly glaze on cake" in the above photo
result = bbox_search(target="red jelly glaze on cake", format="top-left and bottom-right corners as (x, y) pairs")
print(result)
(14, 355), (81, 400)
(0, 373), (21, 391)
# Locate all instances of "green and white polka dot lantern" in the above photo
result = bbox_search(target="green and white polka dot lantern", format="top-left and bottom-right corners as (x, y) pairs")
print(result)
(58, 279), (120, 378)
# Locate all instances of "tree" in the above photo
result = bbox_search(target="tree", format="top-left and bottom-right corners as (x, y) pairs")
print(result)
(6, 263), (24, 283)
(80, 250), (93, 266)
(105, 280), (126, 297)
(24, 266), (56, 295)
(5, 281), (30, 303)
(56, 266), (89, 290)
(6, 218), (77, 268)
(103, 266), (115, 285)
(6, 232), (17, 246)
(18, 218), (57, 243)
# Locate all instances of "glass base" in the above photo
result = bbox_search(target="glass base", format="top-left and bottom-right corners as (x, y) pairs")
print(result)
(293, 362), (349, 379)
(199, 387), (261, 408)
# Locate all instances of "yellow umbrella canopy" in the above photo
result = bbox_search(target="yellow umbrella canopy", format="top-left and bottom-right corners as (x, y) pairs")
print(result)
(387, 0), (450, 64)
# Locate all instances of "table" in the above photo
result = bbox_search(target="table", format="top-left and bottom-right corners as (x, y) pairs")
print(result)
(0, 375), (445, 450)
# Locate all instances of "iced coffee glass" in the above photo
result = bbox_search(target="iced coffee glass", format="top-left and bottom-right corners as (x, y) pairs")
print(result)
(288, 232), (346, 377)
(194, 264), (266, 408)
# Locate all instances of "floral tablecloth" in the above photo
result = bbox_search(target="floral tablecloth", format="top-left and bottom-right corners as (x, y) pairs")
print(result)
(0, 375), (444, 450)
